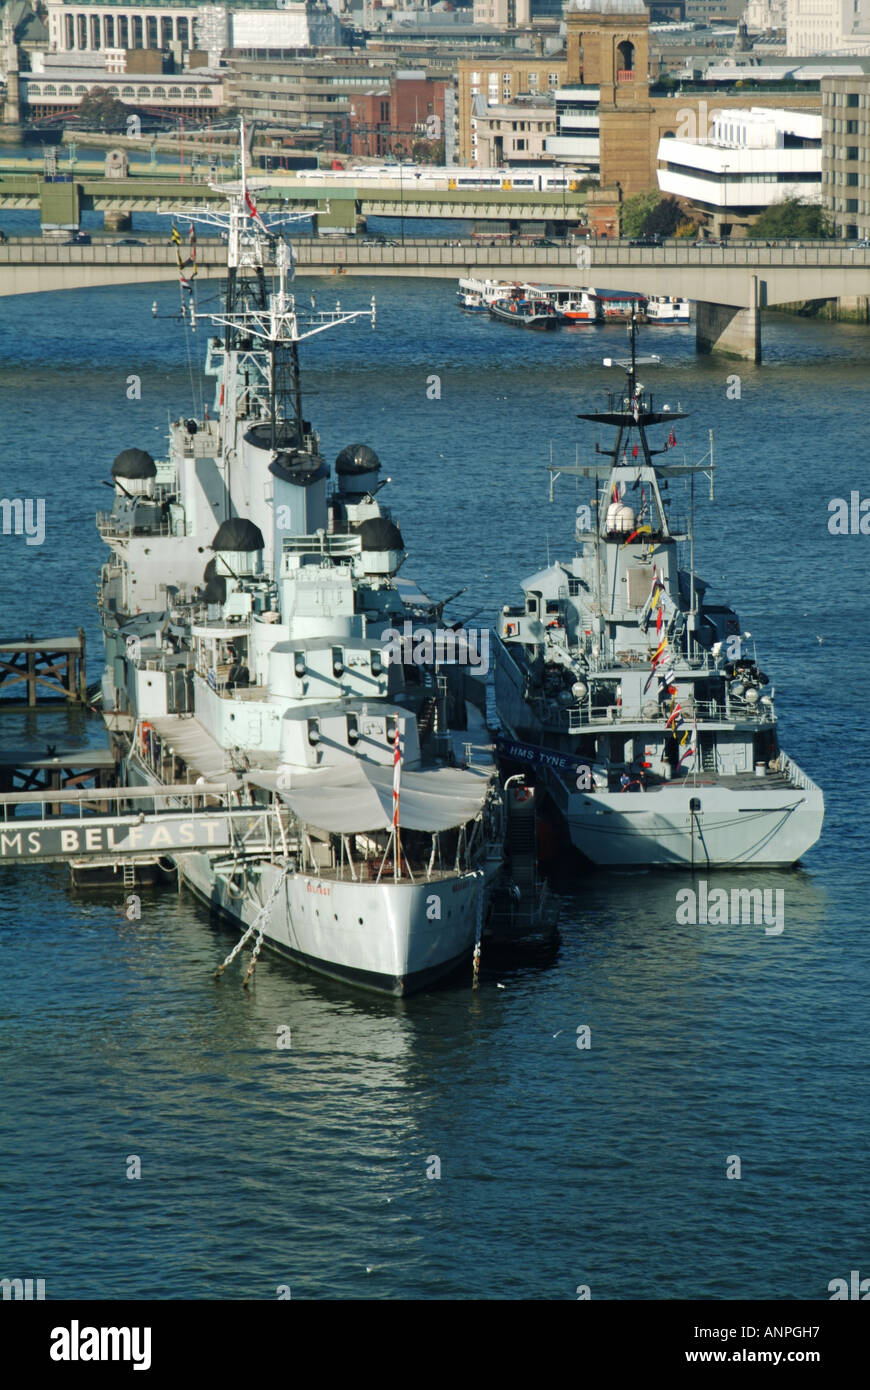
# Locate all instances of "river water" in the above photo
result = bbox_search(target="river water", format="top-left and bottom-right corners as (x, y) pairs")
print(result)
(0, 267), (868, 1299)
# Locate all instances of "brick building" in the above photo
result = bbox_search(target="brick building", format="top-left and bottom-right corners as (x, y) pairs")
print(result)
(348, 70), (448, 159)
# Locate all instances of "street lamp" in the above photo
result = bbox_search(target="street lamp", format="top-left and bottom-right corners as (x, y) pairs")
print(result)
(399, 160), (404, 245)
(721, 161), (729, 240)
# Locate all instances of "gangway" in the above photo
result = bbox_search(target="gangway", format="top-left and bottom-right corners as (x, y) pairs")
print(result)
(0, 782), (295, 868)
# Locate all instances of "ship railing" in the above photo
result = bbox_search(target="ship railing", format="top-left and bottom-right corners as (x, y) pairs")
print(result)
(281, 534), (361, 566)
(779, 755), (820, 794)
(96, 513), (176, 540)
(532, 696), (775, 732)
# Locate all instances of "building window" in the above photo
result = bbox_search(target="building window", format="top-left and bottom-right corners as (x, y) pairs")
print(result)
(152, 86), (166, 98)
(847, 147), (859, 160)
(617, 40), (635, 77)
(847, 92), (859, 107)
(121, 86), (135, 99)
(548, 73), (559, 87)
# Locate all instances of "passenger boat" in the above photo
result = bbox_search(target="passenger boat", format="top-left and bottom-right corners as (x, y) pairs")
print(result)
(457, 276), (513, 311)
(488, 294), (561, 330)
(523, 283), (600, 322)
(646, 295), (691, 325)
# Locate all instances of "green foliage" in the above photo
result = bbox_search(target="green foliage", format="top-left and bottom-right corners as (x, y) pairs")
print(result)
(643, 196), (683, 237)
(620, 189), (661, 238)
(77, 86), (129, 131)
(750, 198), (835, 239)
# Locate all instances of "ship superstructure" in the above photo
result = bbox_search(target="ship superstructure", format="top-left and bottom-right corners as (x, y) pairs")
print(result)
(493, 318), (824, 867)
(96, 131), (505, 994)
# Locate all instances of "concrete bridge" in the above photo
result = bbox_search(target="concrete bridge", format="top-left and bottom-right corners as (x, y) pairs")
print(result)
(0, 237), (868, 361)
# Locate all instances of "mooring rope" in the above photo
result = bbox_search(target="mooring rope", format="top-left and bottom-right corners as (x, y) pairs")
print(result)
(472, 869), (485, 990)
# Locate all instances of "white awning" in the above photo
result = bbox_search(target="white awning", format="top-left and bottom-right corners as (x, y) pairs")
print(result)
(252, 760), (489, 834)
(148, 715), (264, 789)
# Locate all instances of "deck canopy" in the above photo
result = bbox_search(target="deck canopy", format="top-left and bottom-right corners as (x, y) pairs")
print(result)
(251, 760), (488, 834)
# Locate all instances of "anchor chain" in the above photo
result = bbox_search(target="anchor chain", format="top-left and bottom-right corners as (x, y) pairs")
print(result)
(213, 866), (290, 985)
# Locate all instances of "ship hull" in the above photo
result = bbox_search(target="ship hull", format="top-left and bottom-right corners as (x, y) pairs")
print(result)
(494, 638), (823, 868)
(542, 768), (825, 868)
(180, 849), (483, 996)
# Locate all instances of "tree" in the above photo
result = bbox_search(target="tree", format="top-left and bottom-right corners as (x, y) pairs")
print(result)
(620, 188), (660, 238)
(750, 197), (834, 240)
(77, 87), (130, 132)
(642, 195), (684, 237)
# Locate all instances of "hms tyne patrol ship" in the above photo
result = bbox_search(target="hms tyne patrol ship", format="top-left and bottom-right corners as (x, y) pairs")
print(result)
(493, 319), (824, 867)
(95, 141), (505, 994)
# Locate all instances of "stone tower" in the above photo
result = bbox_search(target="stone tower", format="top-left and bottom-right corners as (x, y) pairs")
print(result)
(565, 0), (654, 196)
(1, 6), (20, 125)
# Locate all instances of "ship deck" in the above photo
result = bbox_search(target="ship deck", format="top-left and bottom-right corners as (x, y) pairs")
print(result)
(615, 770), (797, 795)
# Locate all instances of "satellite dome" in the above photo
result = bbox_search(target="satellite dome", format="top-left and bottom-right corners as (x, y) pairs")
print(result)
(335, 444), (381, 475)
(358, 517), (404, 552)
(111, 448), (156, 480)
(210, 517), (265, 552)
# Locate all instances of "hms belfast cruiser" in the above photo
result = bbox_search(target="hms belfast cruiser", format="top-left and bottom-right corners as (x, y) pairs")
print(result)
(493, 320), (824, 868)
(96, 145), (504, 994)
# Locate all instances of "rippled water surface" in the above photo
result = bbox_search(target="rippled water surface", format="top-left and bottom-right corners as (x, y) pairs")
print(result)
(1, 272), (867, 1299)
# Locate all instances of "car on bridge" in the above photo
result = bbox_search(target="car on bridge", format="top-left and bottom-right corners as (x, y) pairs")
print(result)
(64, 231), (91, 245)
(113, 238), (147, 246)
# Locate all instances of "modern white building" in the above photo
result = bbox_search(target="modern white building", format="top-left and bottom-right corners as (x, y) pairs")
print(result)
(785, 0), (870, 57)
(544, 86), (600, 171)
(657, 106), (822, 234)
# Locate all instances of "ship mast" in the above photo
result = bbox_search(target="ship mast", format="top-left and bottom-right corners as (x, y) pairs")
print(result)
(158, 119), (375, 450)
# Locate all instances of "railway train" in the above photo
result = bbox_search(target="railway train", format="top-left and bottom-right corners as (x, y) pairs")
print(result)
(289, 165), (593, 193)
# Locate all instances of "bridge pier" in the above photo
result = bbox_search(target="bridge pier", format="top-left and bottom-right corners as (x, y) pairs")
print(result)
(104, 209), (132, 232)
(696, 275), (761, 363)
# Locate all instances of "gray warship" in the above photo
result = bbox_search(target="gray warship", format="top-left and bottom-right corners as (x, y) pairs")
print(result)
(94, 137), (506, 994)
(493, 318), (824, 868)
